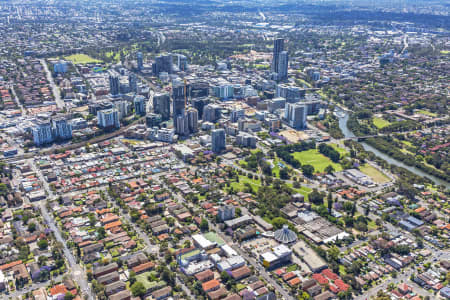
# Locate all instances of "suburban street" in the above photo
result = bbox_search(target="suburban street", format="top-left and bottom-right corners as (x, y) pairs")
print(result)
(29, 159), (94, 300)
(208, 221), (295, 300)
(8, 274), (63, 299)
(157, 174), (295, 300)
(105, 189), (160, 255)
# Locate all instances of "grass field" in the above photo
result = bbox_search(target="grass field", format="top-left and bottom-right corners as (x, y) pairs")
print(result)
(230, 175), (263, 192)
(360, 164), (390, 184)
(330, 143), (348, 157)
(293, 149), (342, 173)
(373, 117), (391, 129)
(441, 50), (450, 54)
(64, 54), (102, 64)
(255, 64), (270, 70)
(417, 109), (437, 117)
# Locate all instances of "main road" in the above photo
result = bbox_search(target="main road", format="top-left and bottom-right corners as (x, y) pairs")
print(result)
(40, 59), (64, 110)
(29, 159), (94, 300)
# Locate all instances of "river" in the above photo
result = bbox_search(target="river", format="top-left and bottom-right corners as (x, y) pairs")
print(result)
(336, 108), (449, 188)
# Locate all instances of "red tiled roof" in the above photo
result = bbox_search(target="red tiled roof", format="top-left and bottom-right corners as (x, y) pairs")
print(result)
(312, 273), (328, 285)
(0, 260), (22, 271)
(335, 279), (349, 291)
(132, 261), (155, 273)
(288, 277), (301, 287)
(274, 268), (286, 276)
(282, 272), (296, 281)
(202, 279), (220, 292)
(322, 268), (339, 281)
(104, 220), (122, 230)
(50, 284), (68, 296)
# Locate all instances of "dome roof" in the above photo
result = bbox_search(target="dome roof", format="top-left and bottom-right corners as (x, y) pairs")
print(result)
(274, 225), (297, 244)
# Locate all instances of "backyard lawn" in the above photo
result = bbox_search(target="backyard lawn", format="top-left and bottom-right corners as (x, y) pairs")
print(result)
(289, 185), (312, 201)
(293, 149), (342, 173)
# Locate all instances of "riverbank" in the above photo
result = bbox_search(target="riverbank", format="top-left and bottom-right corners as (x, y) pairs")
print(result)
(336, 108), (449, 189)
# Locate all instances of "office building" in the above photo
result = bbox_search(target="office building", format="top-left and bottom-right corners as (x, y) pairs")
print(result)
(187, 108), (199, 133)
(146, 113), (162, 127)
(285, 103), (307, 130)
(304, 100), (321, 115)
(32, 120), (54, 146)
(218, 205), (235, 222)
(191, 98), (209, 119)
(271, 38), (284, 73)
(277, 51), (289, 81)
(134, 95), (146, 116)
(172, 81), (185, 101)
(177, 54), (188, 71)
(211, 129), (226, 153)
(152, 54), (173, 76)
(189, 82), (209, 99)
(137, 52), (143, 71)
(268, 97), (286, 113)
(175, 113), (189, 136)
(52, 117), (73, 140)
(109, 71), (120, 96)
(312, 71), (321, 81)
(202, 104), (221, 122)
(53, 60), (68, 74)
(172, 81), (186, 124)
(153, 93), (170, 121)
(238, 119), (261, 132)
(88, 101), (113, 116)
(128, 74), (137, 93)
(213, 85), (234, 100)
(71, 118), (88, 130)
(148, 127), (175, 143)
(230, 109), (245, 123)
(97, 109), (120, 129)
(113, 100), (129, 120)
(265, 116), (281, 132)
(236, 132), (256, 148)
(276, 84), (305, 102)
(172, 81), (186, 128)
